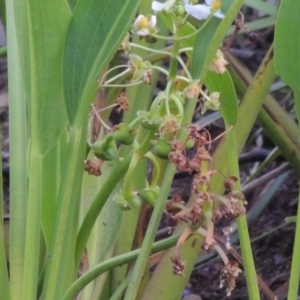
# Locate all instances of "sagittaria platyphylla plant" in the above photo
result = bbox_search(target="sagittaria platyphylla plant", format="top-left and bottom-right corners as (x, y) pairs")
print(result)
(91, 0), (247, 296)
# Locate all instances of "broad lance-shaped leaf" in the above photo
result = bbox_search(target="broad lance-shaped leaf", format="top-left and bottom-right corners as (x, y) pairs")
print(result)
(63, 0), (140, 125)
(274, 0), (300, 122)
(12, 0), (71, 154)
(204, 70), (238, 126)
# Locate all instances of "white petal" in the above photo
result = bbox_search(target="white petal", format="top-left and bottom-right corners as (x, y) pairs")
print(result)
(185, 4), (211, 20)
(137, 28), (149, 36)
(164, 0), (176, 9)
(152, 1), (166, 12)
(205, 0), (213, 5)
(213, 10), (225, 19)
(149, 15), (157, 27)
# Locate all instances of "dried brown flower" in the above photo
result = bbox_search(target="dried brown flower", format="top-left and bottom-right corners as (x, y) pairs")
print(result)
(171, 255), (185, 276)
(223, 176), (238, 190)
(84, 159), (102, 176)
(116, 92), (129, 112)
(220, 261), (242, 296)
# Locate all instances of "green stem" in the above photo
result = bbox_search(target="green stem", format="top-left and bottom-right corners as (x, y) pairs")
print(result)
(75, 154), (132, 267)
(164, 80), (173, 116)
(63, 234), (180, 300)
(110, 271), (132, 300)
(176, 56), (192, 81)
(287, 185), (300, 300)
(102, 81), (143, 88)
(144, 152), (160, 188)
(226, 128), (260, 299)
(123, 154), (140, 196)
(100, 65), (130, 85)
(123, 83), (198, 300)
(170, 93), (184, 119)
(129, 42), (173, 56)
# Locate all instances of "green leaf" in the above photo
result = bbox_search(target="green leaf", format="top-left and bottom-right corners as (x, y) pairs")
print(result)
(63, 0), (140, 125)
(204, 70), (238, 126)
(41, 131), (68, 248)
(274, 0), (300, 122)
(191, 0), (244, 79)
(80, 159), (123, 299)
(245, 0), (277, 15)
(14, 0), (71, 153)
(6, 2), (28, 299)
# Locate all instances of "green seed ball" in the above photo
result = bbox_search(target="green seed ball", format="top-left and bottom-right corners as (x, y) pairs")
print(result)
(153, 139), (172, 159)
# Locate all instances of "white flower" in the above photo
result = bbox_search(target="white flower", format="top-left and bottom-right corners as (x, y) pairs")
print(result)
(184, 0), (225, 20)
(132, 15), (157, 36)
(152, 0), (176, 12)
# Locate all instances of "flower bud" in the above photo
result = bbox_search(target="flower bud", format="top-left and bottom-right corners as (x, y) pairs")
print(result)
(92, 137), (116, 161)
(139, 186), (160, 206)
(126, 194), (141, 209)
(114, 192), (141, 210)
(137, 110), (161, 130)
(185, 138), (195, 149)
(153, 138), (172, 159)
(173, 4), (185, 16)
(112, 123), (134, 145)
(201, 92), (220, 114)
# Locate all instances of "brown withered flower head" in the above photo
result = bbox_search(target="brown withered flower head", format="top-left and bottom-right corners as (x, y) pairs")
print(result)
(169, 151), (190, 172)
(171, 255), (185, 276)
(84, 159), (102, 176)
(214, 191), (247, 220)
(187, 124), (210, 147)
(188, 202), (202, 228)
(224, 176), (238, 190)
(202, 241), (215, 253)
(166, 193), (185, 212)
(116, 92), (129, 113)
(160, 115), (179, 137)
(220, 261), (242, 296)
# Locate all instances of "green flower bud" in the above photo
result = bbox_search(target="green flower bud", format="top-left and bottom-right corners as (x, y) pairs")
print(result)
(112, 123), (134, 145)
(139, 186), (160, 206)
(153, 138), (172, 159)
(92, 137), (116, 161)
(137, 110), (161, 130)
(114, 192), (131, 211)
(173, 4), (185, 16)
(185, 138), (195, 149)
(114, 192), (141, 210)
(126, 194), (141, 209)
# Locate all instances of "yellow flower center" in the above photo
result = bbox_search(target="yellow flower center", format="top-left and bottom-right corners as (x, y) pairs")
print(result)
(139, 16), (149, 28)
(212, 0), (222, 10)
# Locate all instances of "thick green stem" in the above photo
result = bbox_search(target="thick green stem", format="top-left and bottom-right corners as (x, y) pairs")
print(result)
(63, 234), (180, 300)
(226, 129), (260, 300)
(124, 86), (198, 300)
